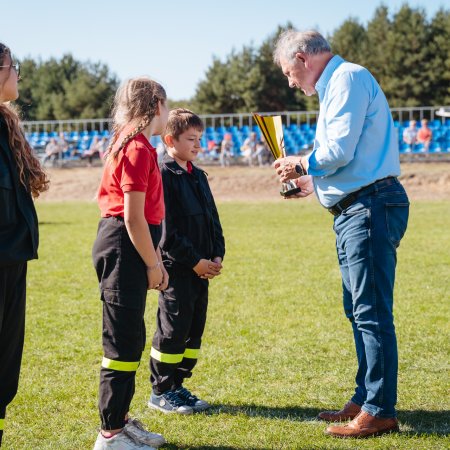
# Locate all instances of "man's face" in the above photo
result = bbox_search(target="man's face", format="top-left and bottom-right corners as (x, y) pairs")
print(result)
(280, 54), (317, 96)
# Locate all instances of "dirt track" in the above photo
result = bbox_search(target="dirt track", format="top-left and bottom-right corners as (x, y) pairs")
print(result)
(37, 162), (450, 203)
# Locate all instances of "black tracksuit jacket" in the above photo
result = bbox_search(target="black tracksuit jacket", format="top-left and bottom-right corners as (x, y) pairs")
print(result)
(159, 155), (225, 269)
(0, 116), (38, 266)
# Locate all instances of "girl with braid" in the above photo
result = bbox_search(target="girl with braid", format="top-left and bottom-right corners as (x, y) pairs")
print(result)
(92, 77), (169, 450)
(0, 43), (49, 447)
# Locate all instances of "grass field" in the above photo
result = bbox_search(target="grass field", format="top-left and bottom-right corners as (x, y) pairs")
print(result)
(3, 199), (449, 449)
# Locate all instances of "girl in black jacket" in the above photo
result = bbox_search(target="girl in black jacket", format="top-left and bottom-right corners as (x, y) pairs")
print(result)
(0, 43), (49, 446)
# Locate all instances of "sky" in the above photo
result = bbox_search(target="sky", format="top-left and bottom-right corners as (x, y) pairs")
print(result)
(3, 0), (447, 100)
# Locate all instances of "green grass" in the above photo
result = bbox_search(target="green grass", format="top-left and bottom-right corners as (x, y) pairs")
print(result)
(3, 200), (449, 449)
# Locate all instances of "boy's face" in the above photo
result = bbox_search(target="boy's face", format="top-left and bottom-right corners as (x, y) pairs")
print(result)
(165, 127), (203, 162)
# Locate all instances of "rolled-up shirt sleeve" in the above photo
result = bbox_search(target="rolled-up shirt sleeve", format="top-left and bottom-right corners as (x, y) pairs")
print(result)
(307, 72), (369, 177)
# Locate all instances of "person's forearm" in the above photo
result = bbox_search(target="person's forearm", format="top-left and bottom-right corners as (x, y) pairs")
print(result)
(125, 217), (159, 268)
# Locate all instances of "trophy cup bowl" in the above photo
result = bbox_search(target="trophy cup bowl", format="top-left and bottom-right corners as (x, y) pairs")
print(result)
(253, 113), (302, 197)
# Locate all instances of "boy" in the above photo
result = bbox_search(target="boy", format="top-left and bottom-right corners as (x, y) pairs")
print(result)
(149, 109), (225, 414)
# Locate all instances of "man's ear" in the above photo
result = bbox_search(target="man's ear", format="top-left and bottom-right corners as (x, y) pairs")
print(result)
(294, 52), (307, 65)
(164, 134), (174, 148)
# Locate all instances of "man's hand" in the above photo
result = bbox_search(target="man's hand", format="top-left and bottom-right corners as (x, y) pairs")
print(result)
(284, 175), (314, 199)
(273, 156), (302, 182)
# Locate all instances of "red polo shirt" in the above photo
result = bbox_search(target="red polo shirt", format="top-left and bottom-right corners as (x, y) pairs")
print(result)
(98, 133), (165, 225)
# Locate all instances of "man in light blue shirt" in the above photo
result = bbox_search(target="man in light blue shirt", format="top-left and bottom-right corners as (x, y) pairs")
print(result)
(273, 30), (409, 438)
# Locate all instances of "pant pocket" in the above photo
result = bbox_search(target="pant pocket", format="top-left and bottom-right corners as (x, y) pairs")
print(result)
(385, 203), (409, 247)
(101, 288), (146, 310)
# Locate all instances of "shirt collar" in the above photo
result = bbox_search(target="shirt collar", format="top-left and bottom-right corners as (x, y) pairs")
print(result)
(315, 55), (345, 101)
(162, 154), (196, 175)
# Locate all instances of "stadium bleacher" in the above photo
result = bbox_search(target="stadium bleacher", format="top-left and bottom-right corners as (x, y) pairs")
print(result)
(25, 117), (450, 163)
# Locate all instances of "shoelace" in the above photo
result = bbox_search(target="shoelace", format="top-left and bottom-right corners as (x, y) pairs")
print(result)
(176, 387), (198, 402)
(164, 390), (186, 407)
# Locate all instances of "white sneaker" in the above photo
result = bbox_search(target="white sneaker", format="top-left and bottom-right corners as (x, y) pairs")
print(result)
(93, 430), (156, 450)
(124, 418), (166, 447)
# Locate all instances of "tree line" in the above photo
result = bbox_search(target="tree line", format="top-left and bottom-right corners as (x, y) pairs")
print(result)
(16, 4), (449, 121)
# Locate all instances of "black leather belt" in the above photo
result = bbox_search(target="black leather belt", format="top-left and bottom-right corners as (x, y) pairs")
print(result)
(328, 177), (398, 217)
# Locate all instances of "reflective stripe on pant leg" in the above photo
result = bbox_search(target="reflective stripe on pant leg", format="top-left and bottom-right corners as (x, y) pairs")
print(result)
(0, 418), (4, 430)
(101, 357), (140, 372)
(150, 347), (184, 364)
(183, 348), (200, 359)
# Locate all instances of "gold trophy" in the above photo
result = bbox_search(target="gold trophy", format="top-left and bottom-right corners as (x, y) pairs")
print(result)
(253, 113), (301, 197)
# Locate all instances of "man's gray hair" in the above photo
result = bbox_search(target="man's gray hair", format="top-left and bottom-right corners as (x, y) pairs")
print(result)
(273, 30), (331, 65)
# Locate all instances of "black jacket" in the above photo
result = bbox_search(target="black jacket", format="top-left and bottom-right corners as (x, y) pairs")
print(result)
(0, 115), (38, 266)
(160, 155), (225, 271)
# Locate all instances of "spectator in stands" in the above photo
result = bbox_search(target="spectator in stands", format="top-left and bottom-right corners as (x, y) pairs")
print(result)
(92, 76), (168, 450)
(256, 136), (271, 166)
(0, 42), (49, 447)
(206, 139), (219, 160)
(417, 119), (432, 151)
(241, 132), (258, 166)
(273, 29), (409, 439)
(81, 136), (108, 166)
(57, 131), (69, 156)
(220, 133), (233, 167)
(402, 120), (418, 149)
(98, 136), (108, 161)
(42, 137), (60, 166)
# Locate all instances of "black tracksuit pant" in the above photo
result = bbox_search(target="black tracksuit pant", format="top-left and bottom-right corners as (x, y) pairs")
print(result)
(92, 217), (161, 430)
(0, 263), (27, 446)
(150, 266), (208, 395)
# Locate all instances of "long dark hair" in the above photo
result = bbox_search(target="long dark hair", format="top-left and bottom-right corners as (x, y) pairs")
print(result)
(0, 43), (49, 197)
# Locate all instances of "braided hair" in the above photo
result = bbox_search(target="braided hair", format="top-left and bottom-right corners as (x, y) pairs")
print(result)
(0, 43), (49, 197)
(106, 77), (166, 161)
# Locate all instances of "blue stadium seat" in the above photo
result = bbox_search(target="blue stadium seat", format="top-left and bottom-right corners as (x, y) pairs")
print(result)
(412, 143), (425, 153)
(399, 143), (411, 153)
(429, 142), (441, 153)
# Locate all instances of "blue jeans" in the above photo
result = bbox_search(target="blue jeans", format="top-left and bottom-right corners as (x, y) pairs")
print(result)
(333, 178), (409, 418)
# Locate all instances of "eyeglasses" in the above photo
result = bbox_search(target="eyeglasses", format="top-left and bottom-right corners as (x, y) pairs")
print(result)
(0, 62), (20, 77)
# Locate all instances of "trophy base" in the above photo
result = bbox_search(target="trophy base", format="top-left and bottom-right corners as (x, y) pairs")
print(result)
(280, 180), (302, 197)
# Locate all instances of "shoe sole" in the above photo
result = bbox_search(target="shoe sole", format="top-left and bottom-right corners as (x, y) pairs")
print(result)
(191, 404), (211, 413)
(148, 401), (193, 415)
(325, 426), (400, 438)
(140, 438), (166, 448)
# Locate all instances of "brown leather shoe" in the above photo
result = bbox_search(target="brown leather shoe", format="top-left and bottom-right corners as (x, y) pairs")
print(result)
(325, 411), (399, 438)
(317, 401), (361, 421)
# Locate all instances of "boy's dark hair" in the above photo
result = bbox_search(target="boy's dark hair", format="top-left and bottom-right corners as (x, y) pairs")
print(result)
(165, 108), (204, 140)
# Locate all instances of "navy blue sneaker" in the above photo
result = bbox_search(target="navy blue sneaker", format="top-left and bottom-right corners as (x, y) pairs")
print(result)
(148, 390), (193, 415)
(174, 386), (210, 412)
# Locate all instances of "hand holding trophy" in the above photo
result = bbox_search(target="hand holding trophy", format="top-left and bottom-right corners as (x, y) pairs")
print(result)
(253, 113), (301, 197)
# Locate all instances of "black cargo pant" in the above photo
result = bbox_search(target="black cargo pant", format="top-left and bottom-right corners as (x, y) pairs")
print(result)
(92, 217), (161, 430)
(150, 267), (208, 395)
(0, 263), (27, 447)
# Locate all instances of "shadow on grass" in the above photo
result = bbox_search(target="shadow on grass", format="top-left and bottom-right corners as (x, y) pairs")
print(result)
(398, 409), (449, 436)
(205, 403), (322, 422)
(200, 404), (450, 436)
(39, 221), (72, 226)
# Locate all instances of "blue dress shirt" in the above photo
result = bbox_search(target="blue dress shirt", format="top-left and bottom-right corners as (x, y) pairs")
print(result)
(306, 55), (400, 208)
